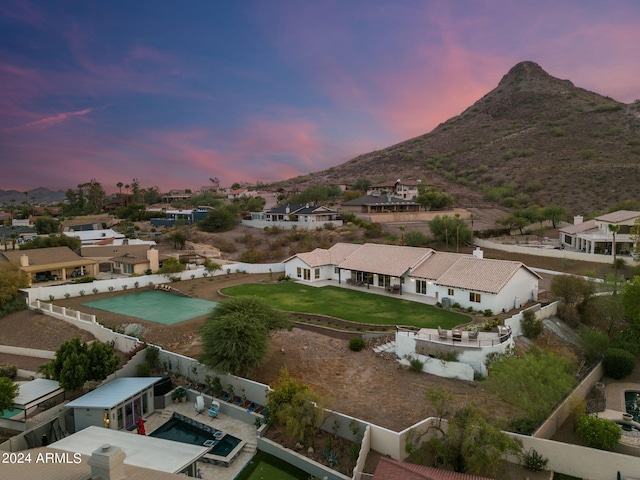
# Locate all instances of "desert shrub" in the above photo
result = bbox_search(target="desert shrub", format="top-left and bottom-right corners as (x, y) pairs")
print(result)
(0, 364), (18, 379)
(510, 415), (539, 435)
(483, 309), (493, 317)
(349, 337), (366, 352)
(578, 328), (609, 363)
(239, 249), (266, 263)
(137, 363), (150, 377)
(521, 448), (549, 472)
(521, 310), (544, 339)
(408, 356), (424, 372)
(603, 348), (636, 379)
(577, 415), (621, 450)
(404, 230), (429, 247)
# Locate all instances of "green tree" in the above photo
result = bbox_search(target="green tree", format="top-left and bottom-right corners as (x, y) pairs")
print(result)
(427, 404), (521, 476)
(521, 310), (543, 339)
(579, 328), (610, 364)
(49, 338), (118, 391)
(484, 349), (576, 426)
(497, 213), (528, 235)
(541, 204), (567, 229)
(577, 415), (621, 450)
(267, 369), (327, 448)
(50, 338), (90, 391)
(351, 178), (371, 193)
(0, 263), (29, 312)
(34, 216), (60, 235)
(404, 230), (429, 247)
(166, 227), (188, 250)
(0, 377), (19, 412)
(416, 187), (454, 210)
(20, 234), (81, 251)
(429, 215), (472, 247)
(157, 257), (184, 275)
(87, 342), (119, 381)
(199, 297), (291, 376)
(198, 206), (238, 232)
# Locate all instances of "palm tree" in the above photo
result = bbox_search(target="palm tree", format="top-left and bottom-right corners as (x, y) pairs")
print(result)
(455, 213), (461, 253)
(398, 226), (405, 246)
(117, 182), (123, 205)
(609, 223), (621, 294)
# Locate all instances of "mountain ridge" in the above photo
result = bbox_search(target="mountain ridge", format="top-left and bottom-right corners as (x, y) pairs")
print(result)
(291, 61), (640, 215)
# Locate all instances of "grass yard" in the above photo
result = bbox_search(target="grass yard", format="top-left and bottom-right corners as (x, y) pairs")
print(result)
(221, 283), (468, 328)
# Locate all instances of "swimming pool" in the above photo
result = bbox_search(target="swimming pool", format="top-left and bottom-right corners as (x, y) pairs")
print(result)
(625, 391), (640, 422)
(149, 412), (245, 466)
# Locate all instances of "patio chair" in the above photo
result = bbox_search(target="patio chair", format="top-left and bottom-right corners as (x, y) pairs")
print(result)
(468, 330), (478, 340)
(438, 326), (448, 340)
(208, 400), (220, 419)
(195, 395), (205, 415)
(452, 328), (462, 342)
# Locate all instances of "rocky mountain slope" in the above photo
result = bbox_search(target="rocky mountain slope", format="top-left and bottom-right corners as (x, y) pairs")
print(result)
(287, 61), (640, 215)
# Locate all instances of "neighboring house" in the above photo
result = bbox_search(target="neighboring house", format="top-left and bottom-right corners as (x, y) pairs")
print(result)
(0, 246), (99, 284)
(283, 243), (540, 313)
(65, 228), (125, 245)
(0, 225), (38, 248)
(227, 187), (255, 200)
(367, 179), (421, 200)
(559, 210), (640, 257)
(243, 203), (343, 230)
(81, 242), (159, 273)
(150, 207), (211, 228)
(161, 190), (192, 203)
(374, 456), (494, 480)
(110, 248), (160, 275)
(341, 194), (421, 215)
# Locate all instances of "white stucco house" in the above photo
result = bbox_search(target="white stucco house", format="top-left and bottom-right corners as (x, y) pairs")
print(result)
(283, 243), (541, 313)
(559, 210), (640, 258)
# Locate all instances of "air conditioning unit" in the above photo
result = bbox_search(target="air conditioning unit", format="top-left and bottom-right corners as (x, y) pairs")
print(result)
(441, 297), (452, 308)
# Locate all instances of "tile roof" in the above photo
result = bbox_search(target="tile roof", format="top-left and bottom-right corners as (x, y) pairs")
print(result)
(338, 243), (433, 277)
(595, 210), (640, 223)
(411, 252), (464, 280)
(558, 219), (598, 234)
(2, 247), (97, 272)
(434, 256), (539, 294)
(374, 457), (494, 480)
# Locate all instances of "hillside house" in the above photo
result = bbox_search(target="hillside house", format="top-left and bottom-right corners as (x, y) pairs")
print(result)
(243, 203), (343, 230)
(284, 243), (540, 313)
(340, 194), (421, 215)
(367, 179), (421, 200)
(559, 210), (640, 257)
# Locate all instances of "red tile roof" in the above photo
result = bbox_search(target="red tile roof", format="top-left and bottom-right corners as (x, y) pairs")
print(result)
(374, 457), (494, 480)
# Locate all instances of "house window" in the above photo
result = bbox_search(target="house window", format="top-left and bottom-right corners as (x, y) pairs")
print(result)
(334, 267), (339, 274)
(304, 269), (311, 280)
(123, 263), (134, 274)
(296, 267), (302, 278)
(416, 280), (427, 295)
(469, 292), (481, 303)
(448, 288), (455, 296)
(314, 268), (320, 279)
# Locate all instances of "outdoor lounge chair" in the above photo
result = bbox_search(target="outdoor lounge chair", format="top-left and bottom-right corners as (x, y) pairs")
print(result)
(452, 328), (462, 341)
(195, 395), (205, 415)
(208, 400), (220, 419)
(468, 330), (478, 340)
(437, 326), (448, 340)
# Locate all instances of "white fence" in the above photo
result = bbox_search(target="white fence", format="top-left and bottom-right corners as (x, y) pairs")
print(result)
(242, 219), (343, 230)
(23, 262), (285, 304)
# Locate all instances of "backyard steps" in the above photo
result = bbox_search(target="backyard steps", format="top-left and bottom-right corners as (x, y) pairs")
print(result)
(373, 341), (396, 354)
(244, 443), (257, 455)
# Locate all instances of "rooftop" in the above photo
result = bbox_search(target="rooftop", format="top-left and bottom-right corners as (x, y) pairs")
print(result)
(65, 377), (162, 409)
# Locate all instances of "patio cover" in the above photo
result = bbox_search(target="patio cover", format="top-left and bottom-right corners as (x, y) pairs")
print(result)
(13, 378), (63, 410)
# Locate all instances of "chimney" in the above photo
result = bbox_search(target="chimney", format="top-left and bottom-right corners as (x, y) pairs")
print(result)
(573, 215), (583, 225)
(88, 444), (126, 480)
(20, 254), (29, 267)
(147, 247), (159, 272)
(472, 247), (484, 259)
(285, 205), (290, 214)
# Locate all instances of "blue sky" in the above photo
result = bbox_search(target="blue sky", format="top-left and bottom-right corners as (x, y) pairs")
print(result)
(1, 0), (639, 192)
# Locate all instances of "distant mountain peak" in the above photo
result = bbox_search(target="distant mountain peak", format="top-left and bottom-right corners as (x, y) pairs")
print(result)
(497, 60), (575, 92)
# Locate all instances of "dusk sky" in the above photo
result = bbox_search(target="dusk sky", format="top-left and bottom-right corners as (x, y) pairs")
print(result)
(2, 1), (639, 193)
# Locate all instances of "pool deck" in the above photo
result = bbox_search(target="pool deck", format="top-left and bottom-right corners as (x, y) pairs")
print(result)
(599, 383), (640, 447)
(143, 401), (257, 480)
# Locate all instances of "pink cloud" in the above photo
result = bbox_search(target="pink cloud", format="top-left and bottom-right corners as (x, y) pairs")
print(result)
(5, 107), (102, 132)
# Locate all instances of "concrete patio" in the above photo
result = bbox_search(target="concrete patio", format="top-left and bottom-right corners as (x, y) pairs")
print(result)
(142, 400), (258, 480)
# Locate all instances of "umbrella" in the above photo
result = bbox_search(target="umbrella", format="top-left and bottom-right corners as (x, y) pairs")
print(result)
(137, 417), (146, 435)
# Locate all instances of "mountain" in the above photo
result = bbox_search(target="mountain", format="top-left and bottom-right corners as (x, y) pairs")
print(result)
(0, 188), (67, 206)
(291, 61), (640, 215)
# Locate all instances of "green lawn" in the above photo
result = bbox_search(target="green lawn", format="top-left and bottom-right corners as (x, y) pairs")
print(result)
(221, 283), (468, 328)
(234, 451), (309, 480)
